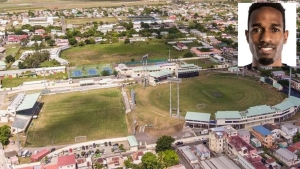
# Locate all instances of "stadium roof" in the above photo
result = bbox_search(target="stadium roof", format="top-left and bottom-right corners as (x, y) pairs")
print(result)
(273, 100), (295, 111)
(273, 83), (282, 89)
(246, 105), (275, 117)
(185, 112), (210, 122)
(127, 135), (138, 147)
(180, 64), (196, 68)
(210, 158), (229, 169)
(16, 93), (41, 111)
(218, 156), (241, 169)
(149, 70), (172, 78)
(132, 65), (161, 72)
(11, 116), (30, 129)
(215, 111), (241, 119)
(177, 68), (199, 73)
(286, 96), (300, 107)
(9, 93), (26, 110)
(252, 125), (272, 137)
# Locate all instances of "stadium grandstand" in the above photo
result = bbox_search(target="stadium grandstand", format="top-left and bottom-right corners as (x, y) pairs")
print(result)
(8, 93), (41, 134)
(149, 70), (173, 86)
(176, 64), (200, 78)
(260, 77), (283, 91)
(185, 96), (300, 130)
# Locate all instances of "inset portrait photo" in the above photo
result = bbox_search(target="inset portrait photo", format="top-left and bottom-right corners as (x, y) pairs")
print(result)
(238, 3), (297, 67)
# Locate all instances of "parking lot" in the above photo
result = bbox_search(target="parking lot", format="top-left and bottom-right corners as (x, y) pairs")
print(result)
(20, 140), (130, 165)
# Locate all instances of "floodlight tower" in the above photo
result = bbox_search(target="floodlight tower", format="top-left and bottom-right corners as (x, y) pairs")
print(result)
(142, 54), (149, 88)
(168, 77), (182, 117)
(289, 66), (292, 97)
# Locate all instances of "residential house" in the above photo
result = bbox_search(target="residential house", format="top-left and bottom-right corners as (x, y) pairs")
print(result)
(209, 127), (225, 153)
(176, 42), (188, 50)
(106, 156), (125, 169)
(227, 135), (257, 156)
(7, 35), (28, 43)
(292, 142), (300, 151)
(237, 129), (250, 144)
(273, 148), (297, 165)
(55, 39), (69, 46)
(287, 146), (298, 154)
(271, 71), (285, 78)
(251, 125), (273, 148)
(291, 79), (300, 92)
(130, 151), (143, 164)
(57, 154), (76, 169)
(281, 123), (298, 137)
(265, 158), (277, 168)
(194, 144), (210, 160)
(263, 123), (281, 140)
(34, 29), (46, 35)
(4, 150), (18, 165)
(76, 157), (92, 169)
(178, 146), (198, 164)
(250, 138), (262, 148)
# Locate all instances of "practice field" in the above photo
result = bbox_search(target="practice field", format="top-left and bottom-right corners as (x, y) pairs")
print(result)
(26, 88), (127, 147)
(131, 73), (286, 136)
(60, 41), (184, 66)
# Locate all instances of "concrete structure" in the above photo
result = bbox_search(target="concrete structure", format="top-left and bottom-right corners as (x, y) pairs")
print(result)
(185, 112), (210, 128)
(273, 148), (297, 165)
(281, 123), (298, 137)
(209, 127), (225, 153)
(178, 146), (198, 164)
(250, 138), (262, 148)
(227, 135), (257, 157)
(237, 129), (250, 144)
(291, 79), (300, 91)
(251, 125), (273, 148)
(237, 154), (268, 169)
(22, 17), (58, 26)
(194, 144), (210, 160)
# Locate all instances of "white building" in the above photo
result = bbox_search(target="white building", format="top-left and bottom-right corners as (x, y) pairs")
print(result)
(22, 17), (57, 26)
(281, 123), (298, 137)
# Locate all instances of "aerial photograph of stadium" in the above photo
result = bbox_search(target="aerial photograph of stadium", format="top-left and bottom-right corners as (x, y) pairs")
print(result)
(0, 0), (300, 168)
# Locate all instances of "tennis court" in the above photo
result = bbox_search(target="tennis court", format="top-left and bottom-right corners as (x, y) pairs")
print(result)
(72, 70), (83, 77)
(87, 69), (99, 76)
(102, 67), (112, 74)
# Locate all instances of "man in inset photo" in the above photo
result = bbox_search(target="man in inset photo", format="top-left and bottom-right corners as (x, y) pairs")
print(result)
(246, 3), (288, 67)
(238, 2), (297, 68)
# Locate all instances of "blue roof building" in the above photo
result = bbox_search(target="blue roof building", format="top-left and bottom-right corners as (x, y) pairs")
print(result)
(252, 125), (272, 137)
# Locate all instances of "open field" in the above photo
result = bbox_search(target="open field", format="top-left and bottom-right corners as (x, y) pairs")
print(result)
(66, 17), (118, 25)
(3, 44), (21, 57)
(26, 88), (127, 147)
(61, 41), (186, 66)
(130, 73), (286, 136)
(1, 73), (68, 88)
(0, 0), (165, 13)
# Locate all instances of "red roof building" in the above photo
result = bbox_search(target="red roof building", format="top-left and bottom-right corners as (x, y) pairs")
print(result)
(292, 142), (300, 150)
(58, 154), (76, 169)
(244, 156), (268, 169)
(7, 35), (28, 43)
(30, 149), (50, 162)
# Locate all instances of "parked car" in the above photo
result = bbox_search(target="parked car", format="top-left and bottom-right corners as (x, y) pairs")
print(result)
(51, 148), (56, 152)
(104, 142), (108, 146)
(175, 141), (183, 146)
(82, 146), (85, 150)
(109, 141), (112, 146)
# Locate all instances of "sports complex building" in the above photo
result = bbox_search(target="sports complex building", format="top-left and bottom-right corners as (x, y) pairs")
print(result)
(115, 62), (200, 85)
(6, 92), (42, 134)
(185, 96), (300, 130)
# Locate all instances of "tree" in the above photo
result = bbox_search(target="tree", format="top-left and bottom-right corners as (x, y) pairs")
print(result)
(78, 41), (85, 46)
(113, 70), (118, 77)
(32, 35), (43, 41)
(158, 150), (179, 167)
(141, 152), (159, 169)
(155, 135), (175, 153)
(124, 38), (130, 44)
(68, 37), (77, 45)
(0, 125), (11, 145)
(5, 55), (15, 63)
(101, 70), (110, 76)
(46, 39), (56, 46)
(94, 162), (103, 169)
(18, 61), (26, 69)
(183, 52), (193, 58)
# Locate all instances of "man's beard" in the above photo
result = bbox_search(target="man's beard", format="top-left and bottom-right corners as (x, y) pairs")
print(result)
(258, 58), (274, 65)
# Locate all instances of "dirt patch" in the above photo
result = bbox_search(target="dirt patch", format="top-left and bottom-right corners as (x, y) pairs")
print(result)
(145, 122), (184, 137)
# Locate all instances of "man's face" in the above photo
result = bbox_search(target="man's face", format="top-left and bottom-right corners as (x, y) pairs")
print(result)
(246, 6), (288, 66)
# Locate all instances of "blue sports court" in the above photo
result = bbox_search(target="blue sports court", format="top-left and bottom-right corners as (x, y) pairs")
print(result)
(72, 70), (83, 77)
(87, 69), (98, 76)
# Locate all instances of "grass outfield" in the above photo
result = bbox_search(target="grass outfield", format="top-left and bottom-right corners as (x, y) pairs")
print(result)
(61, 41), (185, 66)
(131, 73), (286, 136)
(26, 88), (127, 147)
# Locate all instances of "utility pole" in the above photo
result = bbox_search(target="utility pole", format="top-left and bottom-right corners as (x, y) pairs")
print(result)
(289, 66), (292, 97)
(169, 49), (170, 62)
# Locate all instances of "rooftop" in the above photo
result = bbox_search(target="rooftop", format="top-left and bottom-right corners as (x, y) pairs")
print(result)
(127, 135), (138, 147)
(16, 93), (41, 111)
(58, 154), (76, 166)
(246, 105), (275, 117)
(185, 111), (210, 122)
(252, 125), (272, 137)
(228, 135), (256, 153)
(215, 111), (241, 119)
(149, 70), (172, 78)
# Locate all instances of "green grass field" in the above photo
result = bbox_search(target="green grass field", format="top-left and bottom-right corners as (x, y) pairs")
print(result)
(66, 17), (118, 25)
(133, 73), (286, 128)
(60, 41), (187, 66)
(26, 88), (127, 146)
(1, 73), (68, 88)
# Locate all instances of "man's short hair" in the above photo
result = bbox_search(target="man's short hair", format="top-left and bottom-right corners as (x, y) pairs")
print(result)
(247, 3), (286, 31)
